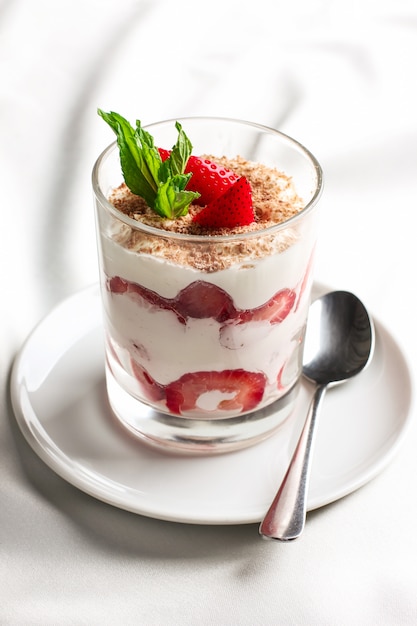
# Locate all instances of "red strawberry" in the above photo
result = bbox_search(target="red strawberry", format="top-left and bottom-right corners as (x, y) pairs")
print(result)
(108, 276), (239, 324)
(108, 275), (183, 322)
(192, 177), (255, 229)
(107, 276), (128, 294)
(158, 150), (239, 206)
(185, 156), (238, 205)
(158, 147), (171, 161)
(130, 358), (165, 402)
(165, 369), (266, 414)
(175, 281), (237, 323)
(238, 288), (296, 324)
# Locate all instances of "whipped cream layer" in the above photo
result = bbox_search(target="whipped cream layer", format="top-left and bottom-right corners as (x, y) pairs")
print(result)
(98, 226), (315, 417)
(100, 225), (312, 310)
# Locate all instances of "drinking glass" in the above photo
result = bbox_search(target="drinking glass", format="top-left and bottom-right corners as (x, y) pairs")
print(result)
(92, 117), (323, 453)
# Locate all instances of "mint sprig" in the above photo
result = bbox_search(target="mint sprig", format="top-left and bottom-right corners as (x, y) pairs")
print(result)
(98, 109), (200, 218)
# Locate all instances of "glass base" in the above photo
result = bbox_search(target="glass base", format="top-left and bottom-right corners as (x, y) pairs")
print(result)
(106, 364), (299, 455)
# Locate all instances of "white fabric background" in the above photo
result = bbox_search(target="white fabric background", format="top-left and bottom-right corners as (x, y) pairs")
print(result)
(1, 0), (417, 624)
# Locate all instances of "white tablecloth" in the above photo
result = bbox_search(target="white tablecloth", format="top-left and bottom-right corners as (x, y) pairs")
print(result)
(1, 1), (416, 624)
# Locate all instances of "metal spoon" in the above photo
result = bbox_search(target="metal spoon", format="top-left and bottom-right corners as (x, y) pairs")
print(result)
(259, 290), (374, 541)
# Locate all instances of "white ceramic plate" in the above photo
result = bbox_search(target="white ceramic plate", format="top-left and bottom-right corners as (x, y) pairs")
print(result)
(10, 284), (413, 525)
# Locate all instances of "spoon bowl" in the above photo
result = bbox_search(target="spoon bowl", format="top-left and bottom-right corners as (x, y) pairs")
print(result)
(259, 290), (374, 541)
(303, 291), (374, 386)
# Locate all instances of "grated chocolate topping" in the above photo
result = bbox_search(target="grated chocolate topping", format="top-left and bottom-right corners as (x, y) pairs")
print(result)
(106, 156), (305, 271)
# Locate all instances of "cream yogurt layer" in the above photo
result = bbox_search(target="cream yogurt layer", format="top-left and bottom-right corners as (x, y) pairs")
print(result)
(99, 226), (314, 417)
(100, 222), (313, 309)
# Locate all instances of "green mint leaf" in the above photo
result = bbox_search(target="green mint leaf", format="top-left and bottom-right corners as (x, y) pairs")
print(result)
(169, 122), (193, 176)
(98, 109), (200, 218)
(97, 110), (157, 207)
(154, 182), (199, 219)
(134, 121), (165, 195)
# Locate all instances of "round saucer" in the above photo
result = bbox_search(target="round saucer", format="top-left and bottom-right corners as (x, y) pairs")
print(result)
(10, 284), (413, 525)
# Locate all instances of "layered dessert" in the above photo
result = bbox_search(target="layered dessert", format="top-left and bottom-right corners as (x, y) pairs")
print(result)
(95, 112), (318, 423)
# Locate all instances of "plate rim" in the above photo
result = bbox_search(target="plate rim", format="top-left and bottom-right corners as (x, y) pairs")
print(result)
(10, 283), (414, 525)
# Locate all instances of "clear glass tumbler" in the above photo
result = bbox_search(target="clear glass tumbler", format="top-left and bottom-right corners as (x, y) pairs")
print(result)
(92, 117), (323, 453)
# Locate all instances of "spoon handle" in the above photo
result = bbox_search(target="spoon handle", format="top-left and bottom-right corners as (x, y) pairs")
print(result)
(259, 384), (327, 541)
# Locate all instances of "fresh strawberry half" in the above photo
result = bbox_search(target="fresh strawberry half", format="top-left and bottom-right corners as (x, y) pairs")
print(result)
(158, 149), (239, 206)
(158, 144), (255, 228)
(165, 369), (266, 415)
(185, 156), (238, 205)
(237, 288), (296, 324)
(192, 177), (255, 229)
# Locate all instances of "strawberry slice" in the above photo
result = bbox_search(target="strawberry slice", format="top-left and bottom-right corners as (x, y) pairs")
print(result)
(165, 369), (266, 414)
(130, 358), (165, 402)
(192, 177), (255, 229)
(107, 276), (129, 294)
(108, 275), (182, 322)
(185, 156), (238, 205)
(158, 150), (239, 206)
(108, 275), (295, 327)
(238, 288), (296, 324)
(175, 281), (237, 323)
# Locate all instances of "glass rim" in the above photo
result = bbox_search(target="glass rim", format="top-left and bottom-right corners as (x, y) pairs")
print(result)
(92, 116), (323, 243)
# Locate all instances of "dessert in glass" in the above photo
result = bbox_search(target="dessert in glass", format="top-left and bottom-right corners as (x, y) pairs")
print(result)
(92, 114), (323, 453)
